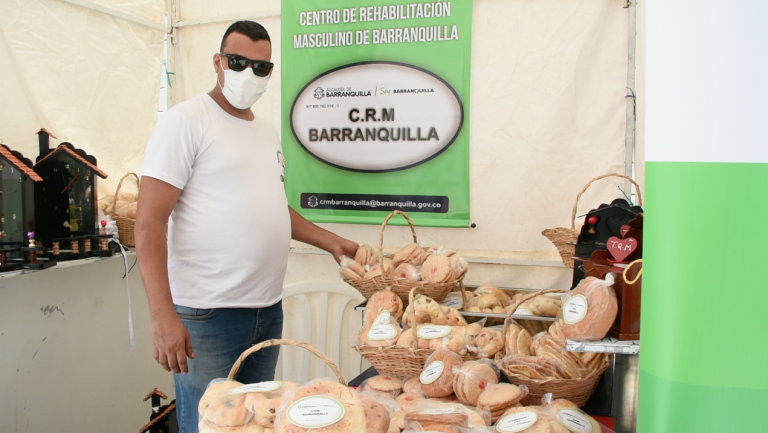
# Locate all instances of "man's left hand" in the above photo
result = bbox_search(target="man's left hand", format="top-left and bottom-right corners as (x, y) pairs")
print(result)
(329, 237), (359, 264)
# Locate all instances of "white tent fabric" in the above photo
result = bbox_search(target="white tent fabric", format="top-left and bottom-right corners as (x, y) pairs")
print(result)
(0, 0), (164, 196)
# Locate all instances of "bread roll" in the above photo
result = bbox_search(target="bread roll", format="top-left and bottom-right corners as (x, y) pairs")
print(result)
(355, 244), (377, 267)
(420, 350), (462, 398)
(365, 375), (404, 396)
(468, 328), (504, 358)
(395, 393), (426, 411)
(528, 296), (562, 317)
(396, 328), (416, 348)
(561, 276), (618, 341)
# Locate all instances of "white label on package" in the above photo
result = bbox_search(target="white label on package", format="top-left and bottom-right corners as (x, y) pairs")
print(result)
(496, 411), (539, 432)
(419, 406), (457, 415)
(287, 396), (345, 429)
(368, 324), (399, 341)
(230, 381), (282, 394)
(514, 308), (533, 316)
(417, 325), (452, 339)
(440, 293), (463, 309)
(419, 361), (445, 385)
(558, 409), (594, 433)
(373, 310), (391, 325)
(563, 295), (589, 324)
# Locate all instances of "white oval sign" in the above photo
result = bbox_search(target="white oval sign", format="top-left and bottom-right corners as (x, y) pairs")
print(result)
(287, 396), (345, 429)
(290, 61), (464, 172)
(563, 295), (589, 325)
(496, 411), (539, 432)
(417, 325), (452, 339)
(230, 381), (282, 394)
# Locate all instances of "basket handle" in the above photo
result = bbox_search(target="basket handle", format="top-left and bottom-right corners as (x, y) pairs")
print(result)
(378, 211), (419, 268)
(570, 173), (643, 230)
(407, 285), (428, 350)
(227, 339), (346, 385)
(110, 172), (140, 218)
(502, 289), (568, 354)
(458, 281), (468, 312)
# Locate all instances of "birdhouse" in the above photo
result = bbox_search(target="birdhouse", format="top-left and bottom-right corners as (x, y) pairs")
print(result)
(0, 143), (43, 271)
(34, 129), (108, 256)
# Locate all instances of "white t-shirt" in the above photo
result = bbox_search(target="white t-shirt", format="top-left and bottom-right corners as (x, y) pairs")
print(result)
(142, 94), (291, 308)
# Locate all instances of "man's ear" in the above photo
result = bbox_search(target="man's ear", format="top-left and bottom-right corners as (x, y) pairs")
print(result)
(213, 53), (221, 72)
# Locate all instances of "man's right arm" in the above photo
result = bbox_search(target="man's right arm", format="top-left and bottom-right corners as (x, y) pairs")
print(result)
(135, 176), (193, 374)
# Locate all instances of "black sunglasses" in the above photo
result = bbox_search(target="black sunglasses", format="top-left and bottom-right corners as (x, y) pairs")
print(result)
(220, 52), (274, 77)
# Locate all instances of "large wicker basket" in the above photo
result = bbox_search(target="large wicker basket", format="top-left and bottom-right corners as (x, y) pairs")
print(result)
(355, 286), (473, 378)
(110, 172), (139, 247)
(343, 210), (465, 304)
(494, 289), (610, 406)
(542, 173), (643, 269)
(228, 339), (346, 385)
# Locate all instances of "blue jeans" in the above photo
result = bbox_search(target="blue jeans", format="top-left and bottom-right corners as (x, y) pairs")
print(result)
(173, 300), (283, 433)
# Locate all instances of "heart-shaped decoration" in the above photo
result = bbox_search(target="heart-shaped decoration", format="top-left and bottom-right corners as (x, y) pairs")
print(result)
(620, 225), (631, 238)
(607, 236), (637, 262)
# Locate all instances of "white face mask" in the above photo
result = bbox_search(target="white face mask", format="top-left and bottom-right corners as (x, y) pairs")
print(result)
(218, 57), (269, 109)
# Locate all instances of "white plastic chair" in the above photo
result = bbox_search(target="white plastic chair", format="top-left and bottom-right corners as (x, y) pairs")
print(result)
(276, 281), (365, 384)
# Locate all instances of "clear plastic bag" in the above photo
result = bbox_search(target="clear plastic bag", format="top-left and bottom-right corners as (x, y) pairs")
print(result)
(467, 327), (504, 358)
(420, 349), (463, 398)
(476, 383), (529, 423)
(366, 288), (405, 325)
(198, 378), (300, 431)
(452, 359), (500, 407)
(559, 274), (618, 341)
(360, 314), (403, 348)
(274, 378), (368, 433)
(358, 375), (404, 400)
(541, 393), (614, 433)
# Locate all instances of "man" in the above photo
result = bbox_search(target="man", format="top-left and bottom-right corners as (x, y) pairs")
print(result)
(135, 21), (358, 433)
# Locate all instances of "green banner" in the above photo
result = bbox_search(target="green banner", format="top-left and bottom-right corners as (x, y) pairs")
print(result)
(281, 0), (472, 227)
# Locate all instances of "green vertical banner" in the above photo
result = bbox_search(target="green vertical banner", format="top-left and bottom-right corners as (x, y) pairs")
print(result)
(641, 3), (768, 432)
(281, 1), (472, 227)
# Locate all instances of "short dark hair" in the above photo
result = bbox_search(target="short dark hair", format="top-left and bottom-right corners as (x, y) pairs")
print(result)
(220, 21), (271, 51)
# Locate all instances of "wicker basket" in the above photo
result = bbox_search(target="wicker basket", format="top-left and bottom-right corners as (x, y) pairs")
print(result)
(227, 339), (346, 385)
(494, 289), (610, 407)
(542, 173), (643, 269)
(110, 172), (139, 247)
(344, 210), (465, 304)
(355, 286), (473, 378)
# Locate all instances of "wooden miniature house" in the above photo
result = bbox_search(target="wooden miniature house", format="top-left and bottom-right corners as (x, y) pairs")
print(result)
(34, 130), (108, 248)
(0, 144), (43, 267)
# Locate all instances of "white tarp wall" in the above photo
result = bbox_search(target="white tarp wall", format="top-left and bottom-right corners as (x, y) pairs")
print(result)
(0, 0), (165, 196)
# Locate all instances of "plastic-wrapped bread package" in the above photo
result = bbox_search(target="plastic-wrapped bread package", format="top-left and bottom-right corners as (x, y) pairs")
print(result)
(402, 400), (491, 432)
(360, 313), (403, 347)
(452, 360), (500, 407)
(358, 375), (405, 400)
(474, 284), (513, 308)
(356, 244), (380, 267)
(449, 255), (469, 280)
(366, 289), (405, 325)
(394, 263), (422, 281)
(396, 392), (428, 412)
(542, 395), (610, 433)
(527, 295), (563, 318)
(198, 379), (251, 431)
(559, 274), (618, 341)
(440, 305), (469, 327)
(339, 256), (366, 281)
(465, 294), (501, 313)
(241, 381), (302, 430)
(476, 384), (529, 424)
(419, 349), (463, 397)
(396, 328), (416, 348)
(402, 377), (423, 396)
(467, 327), (504, 358)
(393, 243), (426, 267)
(418, 326), (472, 356)
(421, 254), (455, 284)
(361, 397), (393, 433)
(403, 295), (446, 329)
(492, 406), (552, 433)
(274, 379), (368, 433)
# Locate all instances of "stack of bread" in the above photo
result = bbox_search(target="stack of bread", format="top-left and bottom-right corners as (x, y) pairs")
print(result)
(339, 243), (468, 284)
(359, 290), (405, 347)
(99, 190), (138, 219)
